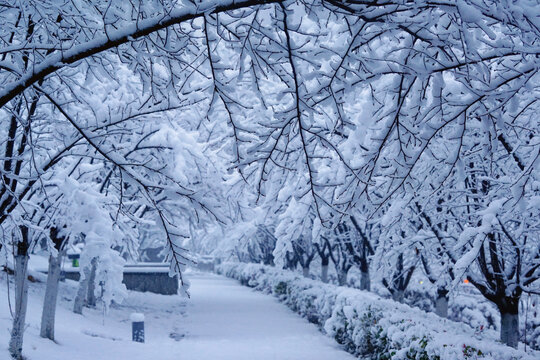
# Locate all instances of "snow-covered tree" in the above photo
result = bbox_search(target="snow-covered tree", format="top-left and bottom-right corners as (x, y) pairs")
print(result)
(1, 0), (538, 352)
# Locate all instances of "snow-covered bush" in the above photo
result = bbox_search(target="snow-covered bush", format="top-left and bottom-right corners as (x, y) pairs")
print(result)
(217, 262), (539, 360)
(449, 294), (499, 332)
(522, 296), (540, 351)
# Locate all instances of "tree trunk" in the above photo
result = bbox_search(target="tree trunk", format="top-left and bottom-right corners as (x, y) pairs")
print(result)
(302, 266), (309, 278)
(73, 266), (91, 314)
(498, 298), (519, 348)
(500, 313), (519, 348)
(284, 252), (297, 270)
(391, 290), (405, 303)
(9, 228), (30, 360)
(359, 270), (370, 291)
(435, 288), (449, 318)
(40, 251), (65, 340)
(86, 258), (97, 307)
(321, 264), (329, 283)
(337, 270), (347, 286)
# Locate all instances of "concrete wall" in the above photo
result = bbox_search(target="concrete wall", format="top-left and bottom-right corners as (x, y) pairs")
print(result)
(122, 272), (178, 295)
(61, 267), (178, 295)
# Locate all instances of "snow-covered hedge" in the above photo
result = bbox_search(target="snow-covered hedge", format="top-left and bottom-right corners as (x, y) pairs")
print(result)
(217, 262), (538, 360)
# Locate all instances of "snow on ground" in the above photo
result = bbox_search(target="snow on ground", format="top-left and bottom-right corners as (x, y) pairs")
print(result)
(177, 272), (355, 360)
(0, 268), (188, 360)
(1, 268), (354, 359)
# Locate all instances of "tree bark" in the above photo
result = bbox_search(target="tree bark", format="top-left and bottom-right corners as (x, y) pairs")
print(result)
(302, 266), (309, 278)
(359, 270), (370, 291)
(500, 313), (519, 349)
(435, 288), (449, 318)
(321, 264), (329, 283)
(40, 251), (65, 340)
(86, 258), (97, 307)
(337, 270), (348, 286)
(316, 242), (330, 283)
(73, 266), (91, 314)
(284, 252), (297, 271)
(9, 227), (30, 360)
(498, 298), (519, 348)
(391, 290), (405, 303)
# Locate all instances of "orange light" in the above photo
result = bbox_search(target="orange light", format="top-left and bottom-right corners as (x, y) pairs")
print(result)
(463, 279), (469, 284)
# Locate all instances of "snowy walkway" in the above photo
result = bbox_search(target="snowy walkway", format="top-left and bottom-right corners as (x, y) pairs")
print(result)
(176, 272), (355, 360)
(1, 271), (354, 359)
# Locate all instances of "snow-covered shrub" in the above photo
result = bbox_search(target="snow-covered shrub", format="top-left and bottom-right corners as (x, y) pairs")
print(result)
(405, 288), (436, 313)
(217, 262), (538, 360)
(522, 296), (540, 351)
(449, 294), (499, 332)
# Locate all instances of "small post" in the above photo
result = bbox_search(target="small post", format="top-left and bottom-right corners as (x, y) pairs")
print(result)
(131, 313), (145, 343)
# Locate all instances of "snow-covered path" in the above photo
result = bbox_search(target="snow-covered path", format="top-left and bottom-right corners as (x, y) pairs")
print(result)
(1, 270), (354, 359)
(176, 272), (355, 360)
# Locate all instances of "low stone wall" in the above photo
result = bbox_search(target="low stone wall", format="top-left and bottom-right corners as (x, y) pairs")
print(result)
(122, 271), (178, 295)
(61, 263), (178, 295)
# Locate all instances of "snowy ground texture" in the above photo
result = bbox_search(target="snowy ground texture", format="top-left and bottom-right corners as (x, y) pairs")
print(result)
(1, 268), (354, 359)
(217, 262), (540, 360)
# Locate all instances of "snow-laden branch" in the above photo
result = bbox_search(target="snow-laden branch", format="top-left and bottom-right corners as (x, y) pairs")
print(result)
(0, 0), (283, 110)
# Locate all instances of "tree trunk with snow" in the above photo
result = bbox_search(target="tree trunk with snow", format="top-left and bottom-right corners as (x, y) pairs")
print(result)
(469, 276), (523, 348)
(349, 216), (375, 292)
(391, 290), (405, 303)
(315, 242), (331, 283)
(284, 251), (297, 271)
(464, 231), (526, 349)
(337, 270), (347, 286)
(86, 258), (97, 307)
(321, 261), (329, 284)
(73, 266), (91, 314)
(9, 226), (30, 360)
(40, 251), (65, 340)
(292, 241), (315, 280)
(40, 227), (68, 340)
(382, 252), (415, 305)
(359, 268), (370, 291)
(435, 288), (449, 318)
(498, 298), (519, 349)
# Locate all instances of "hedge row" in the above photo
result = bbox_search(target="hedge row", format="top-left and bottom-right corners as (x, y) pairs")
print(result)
(216, 262), (537, 360)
